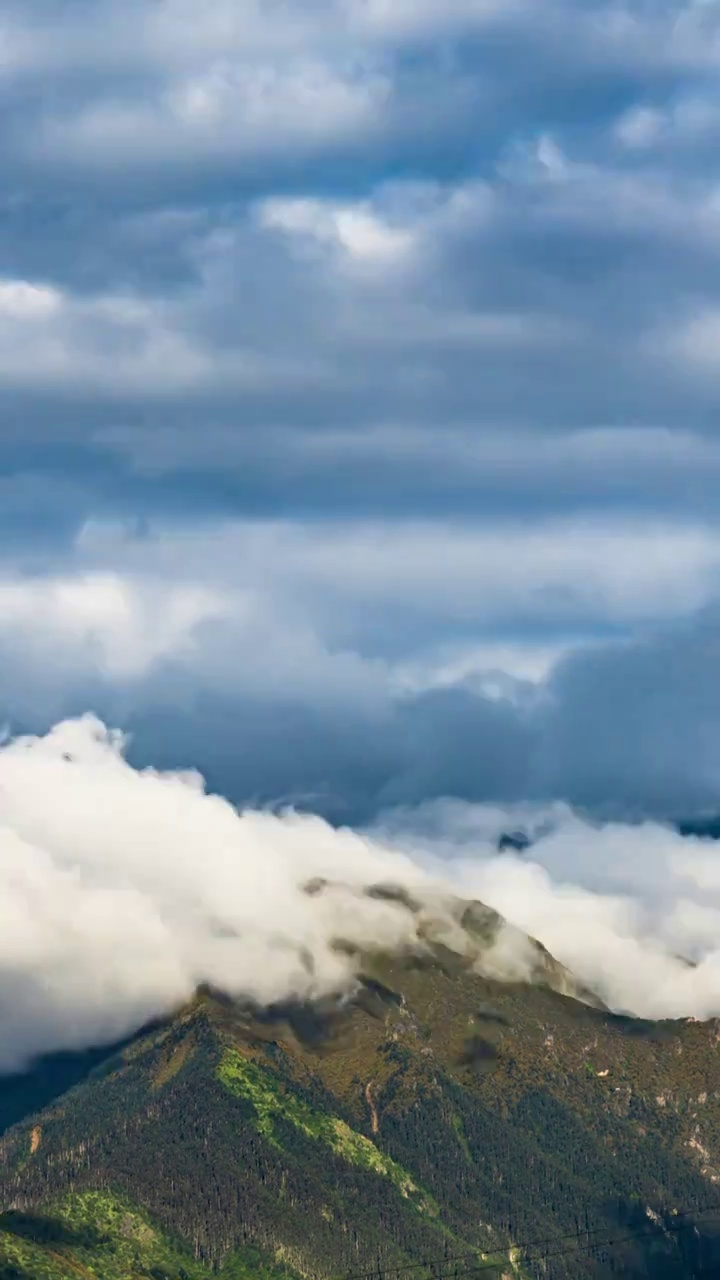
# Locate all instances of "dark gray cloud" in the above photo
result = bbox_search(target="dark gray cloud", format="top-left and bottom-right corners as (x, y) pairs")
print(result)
(0, 532), (718, 822)
(0, 0), (720, 821)
(0, 0), (718, 543)
(115, 605), (720, 822)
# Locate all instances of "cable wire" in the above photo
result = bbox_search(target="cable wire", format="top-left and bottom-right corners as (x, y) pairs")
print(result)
(346, 1202), (720, 1280)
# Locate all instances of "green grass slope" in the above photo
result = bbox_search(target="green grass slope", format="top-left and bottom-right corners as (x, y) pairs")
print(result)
(0, 1190), (292, 1280)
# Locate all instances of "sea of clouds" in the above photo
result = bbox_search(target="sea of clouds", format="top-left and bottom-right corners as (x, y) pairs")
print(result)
(2, 713), (720, 1071)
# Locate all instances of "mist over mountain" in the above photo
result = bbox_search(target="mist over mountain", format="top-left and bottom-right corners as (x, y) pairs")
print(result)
(3, 914), (720, 1280)
(0, 712), (719, 1083)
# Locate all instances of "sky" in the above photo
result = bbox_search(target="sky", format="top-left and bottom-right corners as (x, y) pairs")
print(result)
(3, 0), (720, 821)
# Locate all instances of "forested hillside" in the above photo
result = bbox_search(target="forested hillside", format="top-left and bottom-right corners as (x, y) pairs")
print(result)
(0, 898), (719, 1279)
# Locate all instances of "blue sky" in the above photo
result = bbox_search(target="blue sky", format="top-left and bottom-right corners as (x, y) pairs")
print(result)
(3, 0), (720, 818)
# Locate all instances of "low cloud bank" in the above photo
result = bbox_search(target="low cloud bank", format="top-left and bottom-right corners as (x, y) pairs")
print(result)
(0, 714), (437, 1070)
(2, 716), (720, 1071)
(377, 800), (720, 1022)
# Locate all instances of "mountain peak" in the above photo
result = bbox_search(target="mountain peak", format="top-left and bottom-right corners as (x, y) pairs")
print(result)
(0, 900), (719, 1279)
(298, 876), (606, 1012)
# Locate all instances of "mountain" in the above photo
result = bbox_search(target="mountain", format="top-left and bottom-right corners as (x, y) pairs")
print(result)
(0, 888), (720, 1280)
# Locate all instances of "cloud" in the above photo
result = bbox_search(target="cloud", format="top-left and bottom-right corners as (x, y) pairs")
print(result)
(0, 712), (564, 1069)
(0, 572), (231, 679)
(375, 800), (720, 1021)
(36, 58), (391, 172)
(663, 306), (720, 381)
(3, 525), (720, 823)
(3, 80), (720, 547)
(1, 145), (719, 547)
(71, 516), (720, 634)
(0, 270), (323, 397)
(4, 713), (720, 1073)
(537, 615), (720, 815)
(614, 88), (720, 155)
(259, 196), (419, 270)
(0, 713), (428, 1068)
(0, 276), (204, 394)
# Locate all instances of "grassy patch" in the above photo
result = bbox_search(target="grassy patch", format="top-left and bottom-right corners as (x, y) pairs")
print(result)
(0, 1192), (292, 1280)
(218, 1050), (436, 1214)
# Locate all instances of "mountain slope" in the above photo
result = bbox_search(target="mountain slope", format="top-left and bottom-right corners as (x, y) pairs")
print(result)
(0, 895), (720, 1279)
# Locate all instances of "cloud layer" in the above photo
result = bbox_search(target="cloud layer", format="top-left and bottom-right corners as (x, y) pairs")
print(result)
(2, 3), (720, 782)
(2, 532), (720, 824)
(377, 800), (720, 1022)
(3, 714), (720, 1072)
(0, 713), (429, 1068)
(1, 0), (720, 544)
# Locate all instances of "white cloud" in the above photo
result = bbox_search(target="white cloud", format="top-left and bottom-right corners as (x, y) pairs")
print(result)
(0, 572), (232, 679)
(0, 713), (443, 1067)
(39, 56), (390, 168)
(0, 551), (392, 718)
(255, 181), (492, 270)
(97, 418), (720, 491)
(3, 527), (720, 828)
(0, 276), (206, 392)
(260, 196), (417, 268)
(3, 0), (720, 916)
(0, 151), (716, 415)
(0, 712), (560, 1069)
(615, 93), (720, 151)
(0, 174), (560, 404)
(615, 105), (668, 149)
(0, 513), (712, 696)
(339, 0), (523, 40)
(7, 0), (720, 80)
(0, 0), (525, 78)
(0, 278), (61, 317)
(7, 511), (720, 776)
(5, 714), (720, 1072)
(535, 133), (569, 180)
(17, 0), (720, 192)
(132, 516), (720, 627)
(0, 269), (324, 396)
(392, 641), (573, 692)
(375, 801), (720, 1020)
(663, 306), (720, 377)
(502, 142), (720, 250)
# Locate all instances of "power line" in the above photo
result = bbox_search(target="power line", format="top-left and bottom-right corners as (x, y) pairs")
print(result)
(454, 1215), (720, 1276)
(347, 1202), (720, 1280)
(346, 1209), (705, 1280)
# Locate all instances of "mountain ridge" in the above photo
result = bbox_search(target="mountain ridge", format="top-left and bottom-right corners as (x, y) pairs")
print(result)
(0, 893), (719, 1278)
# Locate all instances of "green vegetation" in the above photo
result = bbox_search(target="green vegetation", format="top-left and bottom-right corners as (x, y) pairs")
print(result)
(218, 1050), (434, 1213)
(0, 1191), (292, 1280)
(0, 929), (719, 1279)
(448, 1110), (472, 1165)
